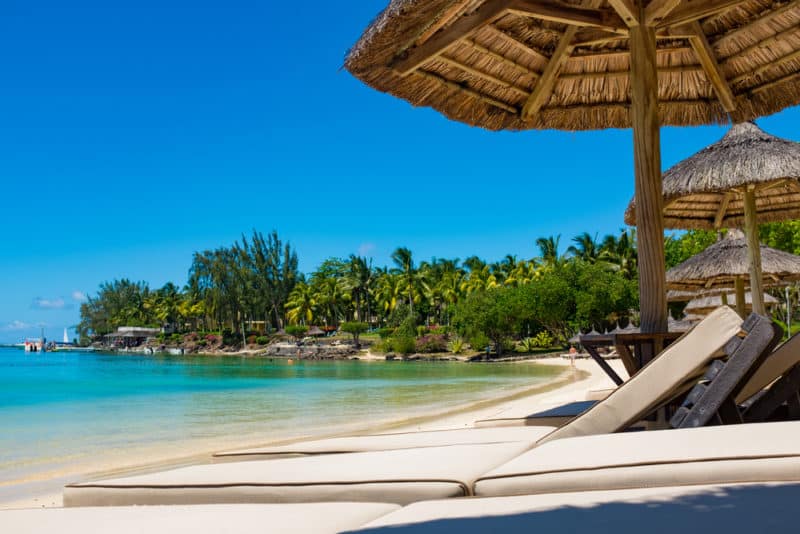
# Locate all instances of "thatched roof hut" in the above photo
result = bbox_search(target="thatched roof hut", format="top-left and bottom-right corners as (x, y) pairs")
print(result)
(625, 122), (800, 229)
(684, 291), (778, 316)
(666, 230), (800, 290)
(346, 1), (800, 334)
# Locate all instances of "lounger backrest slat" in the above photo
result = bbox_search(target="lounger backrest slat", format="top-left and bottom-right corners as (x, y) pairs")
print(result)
(536, 306), (744, 445)
(670, 314), (782, 429)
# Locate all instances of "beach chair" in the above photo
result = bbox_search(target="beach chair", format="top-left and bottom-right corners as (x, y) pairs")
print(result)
(63, 309), (777, 507)
(212, 307), (745, 460)
(477, 317), (800, 428)
(0, 502), (400, 534)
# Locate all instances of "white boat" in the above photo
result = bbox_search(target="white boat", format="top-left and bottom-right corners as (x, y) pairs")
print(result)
(24, 339), (44, 352)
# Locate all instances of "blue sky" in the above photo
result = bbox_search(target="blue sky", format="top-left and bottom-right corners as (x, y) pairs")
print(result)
(1, 0), (798, 342)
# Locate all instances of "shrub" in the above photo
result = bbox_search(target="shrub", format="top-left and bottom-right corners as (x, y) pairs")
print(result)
(519, 337), (537, 353)
(391, 336), (416, 355)
(376, 328), (394, 340)
(415, 334), (447, 353)
(501, 338), (516, 354)
(184, 332), (198, 342)
(416, 325), (428, 337)
(531, 330), (554, 348)
(395, 315), (417, 339)
(246, 335), (257, 345)
(285, 325), (308, 340)
(169, 333), (183, 344)
(205, 334), (218, 343)
(196, 339), (207, 347)
(448, 337), (465, 355)
(468, 332), (491, 352)
(255, 336), (269, 345)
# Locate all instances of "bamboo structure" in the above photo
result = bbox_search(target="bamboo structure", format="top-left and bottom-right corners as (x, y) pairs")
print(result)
(346, 0), (800, 333)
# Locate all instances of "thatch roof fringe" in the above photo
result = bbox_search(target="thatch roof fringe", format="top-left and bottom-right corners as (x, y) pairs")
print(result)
(345, 1), (800, 131)
(626, 121), (800, 228)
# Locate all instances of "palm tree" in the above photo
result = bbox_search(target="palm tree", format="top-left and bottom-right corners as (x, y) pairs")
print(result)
(600, 229), (638, 279)
(391, 247), (416, 313)
(342, 255), (373, 324)
(536, 235), (562, 267)
(567, 232), (600, 263)
(285, 282), (317, 325)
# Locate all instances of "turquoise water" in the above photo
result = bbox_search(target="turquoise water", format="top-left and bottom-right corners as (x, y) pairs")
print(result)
(0, 347), (558, 496)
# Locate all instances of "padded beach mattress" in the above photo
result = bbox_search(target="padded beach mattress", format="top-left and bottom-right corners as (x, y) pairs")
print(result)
(214, 426), (554, 459)
(64, 442), (531, 507)
(474, 421), (800, 497)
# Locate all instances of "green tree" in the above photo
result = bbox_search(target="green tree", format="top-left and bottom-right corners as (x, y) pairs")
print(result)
(340, 321), (368, 348)
(454, 287), (528, 357)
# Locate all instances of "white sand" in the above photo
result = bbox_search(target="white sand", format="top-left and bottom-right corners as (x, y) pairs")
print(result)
(0, 357), (624, 510)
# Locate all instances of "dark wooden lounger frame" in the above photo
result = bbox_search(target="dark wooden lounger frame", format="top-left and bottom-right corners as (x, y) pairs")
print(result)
(670, 314), (783, 429)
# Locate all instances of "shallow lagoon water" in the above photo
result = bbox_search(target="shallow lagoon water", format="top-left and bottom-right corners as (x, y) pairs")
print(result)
(0, 346), (559, 495)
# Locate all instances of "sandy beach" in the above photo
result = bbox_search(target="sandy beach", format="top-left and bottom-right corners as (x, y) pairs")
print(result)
(0, 357), (624, 511)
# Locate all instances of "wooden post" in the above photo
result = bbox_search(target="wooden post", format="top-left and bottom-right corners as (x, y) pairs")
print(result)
(630, 21), (667, 335)
(721, 293), (729, 306)
(735, 277), (746, 318)
(743, 188), (766, 315)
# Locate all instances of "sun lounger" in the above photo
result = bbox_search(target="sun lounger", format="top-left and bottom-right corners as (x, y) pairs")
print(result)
(214, 307), (745, 461)
(63, 442), (531, 507)
(474, 420), (800, 497)
(347, 482), (800, 533)
(214, 426), (551, 460)
(477, 313), (794, 429)
(1, 502), (400, 534)
(65, 308), (762, 508)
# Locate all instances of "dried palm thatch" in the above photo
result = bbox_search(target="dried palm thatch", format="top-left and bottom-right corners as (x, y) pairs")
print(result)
(666, 229), (800, 290)
(667, 288), (732, 301)
(684, 291), (778, 314)
(346, 0), (800, 131)
(625, 121), (800, 228)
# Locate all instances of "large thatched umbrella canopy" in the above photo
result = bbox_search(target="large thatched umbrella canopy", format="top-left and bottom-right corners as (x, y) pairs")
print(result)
(346, 0), (800, 334)
(627, 122), (800, 229)
(625, 121), (800, 314)
(666, 229), (800, 314)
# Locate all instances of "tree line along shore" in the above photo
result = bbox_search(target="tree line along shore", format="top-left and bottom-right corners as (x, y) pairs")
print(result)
(77, 223), (800, 358)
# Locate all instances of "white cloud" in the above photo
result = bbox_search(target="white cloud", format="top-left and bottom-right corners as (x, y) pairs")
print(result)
(71, 291), (87, 302)
(32, 297), (67, 310)
(2, 320), (32, 331)
(357, 242), (376, 257)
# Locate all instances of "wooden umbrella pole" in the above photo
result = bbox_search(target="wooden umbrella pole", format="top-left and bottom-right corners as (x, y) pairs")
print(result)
(735, 277), (747, 318)
(743, 188), (766, 315)
(630, 22), (667, 335)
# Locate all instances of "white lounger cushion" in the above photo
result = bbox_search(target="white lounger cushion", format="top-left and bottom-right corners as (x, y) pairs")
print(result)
(2, 503), (399, 534)
(537, 306), (742, 443)
(475, 421), (800, 497)
(64, 442), (531, 507)
(215, 426), (553, 459)
(736, 331), (800, 402)
(347, 483), (800, 533)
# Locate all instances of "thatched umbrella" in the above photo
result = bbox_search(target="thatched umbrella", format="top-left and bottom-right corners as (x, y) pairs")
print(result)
(346, 1), (800, 334)
(684, 290), (777, 315)
(627, 121), (800, 314)
(666, 229), (800, 315)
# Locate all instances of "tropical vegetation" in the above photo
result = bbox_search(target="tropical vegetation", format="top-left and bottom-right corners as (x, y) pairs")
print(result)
(77, 222), (800, 351)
